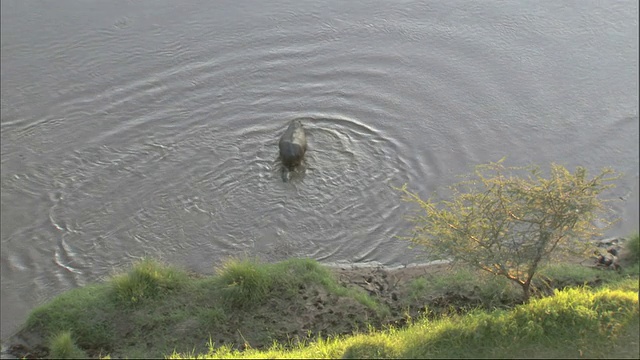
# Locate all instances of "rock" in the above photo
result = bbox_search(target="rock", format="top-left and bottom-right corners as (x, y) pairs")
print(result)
(592, 237), (627, 271)
(594, 251), (621, 271)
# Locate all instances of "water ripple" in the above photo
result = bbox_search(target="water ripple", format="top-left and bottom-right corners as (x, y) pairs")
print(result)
(2, 0), (637, 341)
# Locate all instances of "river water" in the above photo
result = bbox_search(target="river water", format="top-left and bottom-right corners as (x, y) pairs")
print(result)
(1, 0), (638, 340)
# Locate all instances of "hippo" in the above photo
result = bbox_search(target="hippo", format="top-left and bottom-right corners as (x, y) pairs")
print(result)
(279, 120), (307, 181)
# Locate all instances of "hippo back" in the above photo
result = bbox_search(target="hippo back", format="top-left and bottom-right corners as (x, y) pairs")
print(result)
(279, 120), (307, 169)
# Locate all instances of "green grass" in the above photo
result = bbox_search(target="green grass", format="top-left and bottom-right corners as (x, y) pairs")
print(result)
(622, 232), (640, 269)
(215, 257), (387, 314)
(18, 255), (639, 359)
(26, 284), (116, 350)
(170, 279), (639, 359)
(111, 258), (189, 306)
(21, 257), (388, 358)
(48, 330), (87, 359)
(535, 263), (622, 288)
(407, 266), (522, 309)
(25, 259), (203, 356)
(406, 261), (633, 311)
(215, 258), (275, 308)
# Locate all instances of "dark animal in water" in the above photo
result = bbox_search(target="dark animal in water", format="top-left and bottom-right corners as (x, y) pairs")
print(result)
(279, 120), (307, 181)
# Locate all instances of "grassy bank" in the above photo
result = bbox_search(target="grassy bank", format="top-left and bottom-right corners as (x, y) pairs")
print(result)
(8, 233), (640, 359)
(170, 279), (639, 359)
(17, 258), (389, 358)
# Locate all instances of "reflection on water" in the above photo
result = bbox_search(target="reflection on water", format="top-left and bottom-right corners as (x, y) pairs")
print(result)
(1, 0), (638, 339)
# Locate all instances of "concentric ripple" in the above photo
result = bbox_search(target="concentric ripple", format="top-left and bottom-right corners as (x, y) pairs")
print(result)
(1, 0), (638, 340)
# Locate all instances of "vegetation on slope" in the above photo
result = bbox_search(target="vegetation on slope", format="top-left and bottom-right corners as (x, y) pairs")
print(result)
(9, 245), (638, 359)
(16, 258), (388, 358)
(169, 278), (639, 359)
(397, 160), (620, 300)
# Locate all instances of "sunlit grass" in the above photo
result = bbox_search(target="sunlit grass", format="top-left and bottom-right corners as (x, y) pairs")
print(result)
(215, 257), (387, 314)
(19, 254), (639, 359)
(170, 281), (639, 359)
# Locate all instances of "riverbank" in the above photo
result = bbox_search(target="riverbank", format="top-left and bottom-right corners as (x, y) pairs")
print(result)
(5, 259), (461, 359)
(4, 236), (639, 359)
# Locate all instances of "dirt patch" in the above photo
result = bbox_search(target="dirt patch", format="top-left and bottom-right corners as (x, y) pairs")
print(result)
(333, 262), (458, 316)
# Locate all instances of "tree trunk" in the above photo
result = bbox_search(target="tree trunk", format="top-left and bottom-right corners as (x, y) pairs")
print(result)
(521, 281), (531, 302)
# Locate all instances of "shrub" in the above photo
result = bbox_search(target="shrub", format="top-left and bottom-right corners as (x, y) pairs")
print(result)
(623, 232), (639, 265)
(397, 159), (619, 300)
